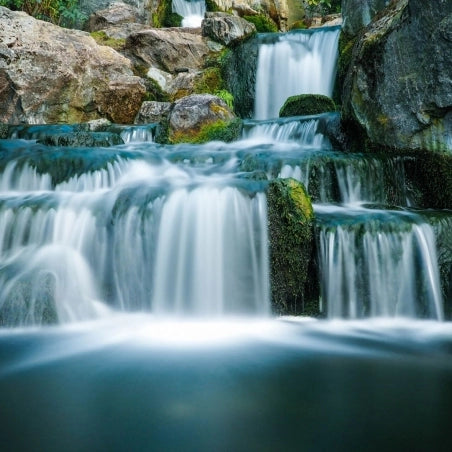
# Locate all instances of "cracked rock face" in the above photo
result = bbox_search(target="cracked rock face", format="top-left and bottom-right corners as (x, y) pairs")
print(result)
(342, 0), (452, 152)
(0, 6), (145, 124)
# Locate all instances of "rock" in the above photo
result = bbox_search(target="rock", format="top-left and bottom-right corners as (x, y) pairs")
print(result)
(126, 28), (211, 74)
(202, 12), (256, 46)
(342, 0), (390, 36)
(279, 94), (336, 117)
(37, 132), (124, 147)
(87, 2), (140, 32)
(79, 0), (152, 26)
(0, 7), (145, 124)
(135, 101), (172, 124)
(342, 0), (452, 153)
(267, 178), (317, 315)
(168, 94), (237, 143)
(211, 0), (290, 31)
(222, 35), (259, 118)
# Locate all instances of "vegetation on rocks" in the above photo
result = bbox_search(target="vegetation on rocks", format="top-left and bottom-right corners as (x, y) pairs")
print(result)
(90, 31), (126, 51)
(0, 0), (85, 27)
(152, 0), (182, 28)
(267, 178), (318, 315)
(169, 118), (241, 144)
(243, 14), (278, 33)
(279, 94), (336, 117)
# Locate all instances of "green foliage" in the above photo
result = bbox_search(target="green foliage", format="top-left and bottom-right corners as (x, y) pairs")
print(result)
(194, 67), (223, 93)
(306, 0), (341, 15)
(90, 31), (126, 51)
(205, 0), (221, 12)
(243, 14), (278, 33)
(215, 89), (234, 110)
(0, 0), (86, 27)
(279, 94), (336, 117)
(152, 0), (182, 27)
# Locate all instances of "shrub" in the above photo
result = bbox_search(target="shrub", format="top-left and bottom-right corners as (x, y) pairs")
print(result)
(243, 14), (278, 33)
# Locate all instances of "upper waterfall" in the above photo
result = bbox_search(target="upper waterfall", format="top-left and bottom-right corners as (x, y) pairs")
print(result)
(254, 27), (340, 119)
(172, 0), (206, 27)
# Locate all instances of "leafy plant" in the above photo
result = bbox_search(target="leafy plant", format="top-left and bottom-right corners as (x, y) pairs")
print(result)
(0, 0), (86, 27)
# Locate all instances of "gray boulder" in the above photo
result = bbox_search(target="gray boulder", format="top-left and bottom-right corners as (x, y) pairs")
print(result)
(135, 101), (172, 124)
(168, 94), (236, 143)
(0, 7), (145, 124)
(202, 12), (256, 46)
(342, 0), (452, 153)
(126, 29), (211, 74)
(87, 2), (140, 32)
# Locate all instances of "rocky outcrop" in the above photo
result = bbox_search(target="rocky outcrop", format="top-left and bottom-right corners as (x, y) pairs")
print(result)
(342, 0), (389, 36)
(202, 12), (256, 46)
(342, 0), (452, 153)
(0, 7), (145, 124)
(211, 0), (289, 31)
(279, 94), (336, 117)
(168, 94), (237, 143)
(87, 2), (140, 31)
(126, 28), (211, 73)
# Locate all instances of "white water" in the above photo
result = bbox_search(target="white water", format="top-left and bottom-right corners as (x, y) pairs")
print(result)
(317, 206), (444, 320)
(243, 118), (330, 148)
(254, 27), (340, 119)
(172, 0), (205, 27)
(0, 155), (270, 325)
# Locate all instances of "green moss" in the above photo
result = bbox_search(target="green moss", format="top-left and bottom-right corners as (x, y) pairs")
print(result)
(289, 20), (308, 30)
(194, 67), (224, 94)
(243, 14), (278, 33)
(152, 0), (182, 27)
(205, 0), (222, 12)
(279, 94), (336, 117)
(267, 178), (319, 316)
(169, 118), (241, 144)
(90, 31), (126, 50)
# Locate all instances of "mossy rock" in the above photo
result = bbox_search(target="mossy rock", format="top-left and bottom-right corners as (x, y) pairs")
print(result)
(170, 118), (241, 144)
(267, 178), (319, 316)
(289, 20), (308, 30)
(243, 14), (278, 33)
(90, 31), (126, 51)
(279, 94), (336, 117)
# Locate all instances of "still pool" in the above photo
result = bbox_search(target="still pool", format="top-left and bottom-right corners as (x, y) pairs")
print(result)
(1, 316), (451, 452)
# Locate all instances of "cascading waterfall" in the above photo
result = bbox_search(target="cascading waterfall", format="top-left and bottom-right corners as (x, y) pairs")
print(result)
(0, 143), (270, 325)
(172, 0), (206, 28)
(254, 27), (340, 119)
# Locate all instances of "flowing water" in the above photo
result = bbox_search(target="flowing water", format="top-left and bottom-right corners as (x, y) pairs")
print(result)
(0, 26), (451, 451)
(172, 0), (206, 28)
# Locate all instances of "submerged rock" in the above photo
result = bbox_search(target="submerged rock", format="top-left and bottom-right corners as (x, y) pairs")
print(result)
(342, 0), (452, 153)
(202, 12), (256, 46)
(0, 7), (145, 124)
(279, 94), (336, 117)
(37, 132), (124, 147)
(267, 178), (318, 315)
(168, 94), (238, 143)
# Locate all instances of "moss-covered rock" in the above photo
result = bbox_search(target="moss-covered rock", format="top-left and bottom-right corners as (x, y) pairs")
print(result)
(267, 178), (319, 315)
(279, 94), (336, 117)
(167, 94), (239, 144)
(243, 14), (278, 33)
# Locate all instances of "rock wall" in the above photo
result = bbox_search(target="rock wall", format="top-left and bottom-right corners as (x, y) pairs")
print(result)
(0, 7), (145, 124)
(342, 0), (389, 36)
(341, 0), (452, 153)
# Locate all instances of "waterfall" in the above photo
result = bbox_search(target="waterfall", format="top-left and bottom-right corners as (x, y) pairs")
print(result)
(172, 0), (206, 28)
(0, 146), (270, 326)
(254, 27), (340, 119)
(316, 207), (444, 320)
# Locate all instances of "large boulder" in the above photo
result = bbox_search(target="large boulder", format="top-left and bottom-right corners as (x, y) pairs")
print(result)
(342, 0), (390, 36)
(125, 28), (211, 73)
(202, 12), (256, 46)
(342, 0), (452, 153)
(87, 2), (141, 32)
(168, 94), (238, 143)
(0, 7), (145, 124)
